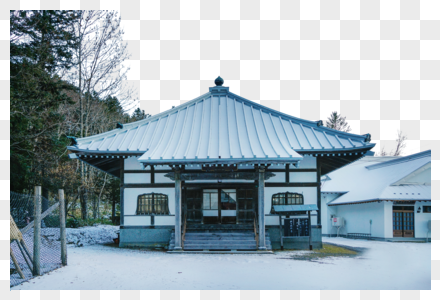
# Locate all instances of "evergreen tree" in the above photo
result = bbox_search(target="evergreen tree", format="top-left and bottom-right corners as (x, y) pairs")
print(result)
(10, 10), (80, 192)
(325, 111), (351, 133)
(131, 108), (147, 121)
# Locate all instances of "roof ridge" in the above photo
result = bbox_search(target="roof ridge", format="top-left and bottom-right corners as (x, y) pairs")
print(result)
(366, 150), (431, 170)
(74, 86), (374, 145)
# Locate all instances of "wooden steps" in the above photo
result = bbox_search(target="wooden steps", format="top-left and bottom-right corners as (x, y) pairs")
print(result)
(169, 231), (272, 251)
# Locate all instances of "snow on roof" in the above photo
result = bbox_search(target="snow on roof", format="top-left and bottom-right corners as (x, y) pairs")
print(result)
(321, 150), (431, 206)
(67, 82), (374, 166)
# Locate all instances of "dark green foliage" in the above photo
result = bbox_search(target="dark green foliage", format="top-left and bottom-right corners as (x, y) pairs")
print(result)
(66, 218), (80, 228)
(10, 10), (80, 192)
(131, 107), (147, 121)
(66, 217), (113, 228)
(10, 10), (141, 224)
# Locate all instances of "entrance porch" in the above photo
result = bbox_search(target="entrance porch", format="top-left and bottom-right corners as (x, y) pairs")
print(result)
(168, 167), (272, 252)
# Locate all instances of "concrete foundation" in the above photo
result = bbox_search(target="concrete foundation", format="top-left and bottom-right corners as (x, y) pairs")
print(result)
(119, 227), (172, 248)
(120, 226), (323, 250)
(267, 226), (323, 250)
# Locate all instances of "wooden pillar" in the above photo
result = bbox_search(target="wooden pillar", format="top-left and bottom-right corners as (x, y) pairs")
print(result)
(120, 158), (124, 226)
(317, 157), (321, 225)
(308, 210), (312, 250)
(279, 214), (283, 250)
(258, 168), (266, 250)
(174, 170), (182, 250)
(59, 189), (67, 266)
(33, 186), (41, 276)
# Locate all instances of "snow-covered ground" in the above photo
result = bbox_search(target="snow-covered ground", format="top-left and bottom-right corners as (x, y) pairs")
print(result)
(64, 225), (119, 247)
(12, 237), (430, 290)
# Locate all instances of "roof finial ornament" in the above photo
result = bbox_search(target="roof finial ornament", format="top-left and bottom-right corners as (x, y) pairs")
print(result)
(215, 76), (224, 86)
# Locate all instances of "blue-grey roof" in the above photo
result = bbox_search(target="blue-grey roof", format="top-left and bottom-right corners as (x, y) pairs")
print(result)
(67, 85), (375, 166)
(322, 150), (431, 206)
(273, 204), (319, 213)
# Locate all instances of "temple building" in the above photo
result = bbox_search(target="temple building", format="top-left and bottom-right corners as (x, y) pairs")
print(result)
(67, 77), (375, 252)
(321, 150), (431, 241)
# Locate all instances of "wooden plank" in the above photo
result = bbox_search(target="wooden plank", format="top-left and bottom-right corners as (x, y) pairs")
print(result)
(21, 201), (60, 235)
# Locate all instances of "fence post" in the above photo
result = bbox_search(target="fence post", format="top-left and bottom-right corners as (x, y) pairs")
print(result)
(33, 186), (41, 276)
(59, 189), (67, 266)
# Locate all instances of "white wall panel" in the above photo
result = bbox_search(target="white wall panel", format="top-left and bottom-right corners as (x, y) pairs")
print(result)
(414, 201), (431, 238)
(155, 173), (174, 183)
(124, 156), (143, 170)
(295, 156), (316, 169)
(124, 173), (151, 184)
(333, 202), (385, 238)
(124, 216), (151, 226)
(290, 172), (317, 183)
(265, 172), (285, 182)
(154, 216), (175, 225)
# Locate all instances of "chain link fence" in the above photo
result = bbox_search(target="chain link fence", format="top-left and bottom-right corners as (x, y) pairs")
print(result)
(10, 189), (67, 287)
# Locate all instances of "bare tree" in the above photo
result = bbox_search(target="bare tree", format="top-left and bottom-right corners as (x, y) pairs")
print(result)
(325, 111), (351, 132)
(67, 10), (138, 219)
(378, 130), (408, 156)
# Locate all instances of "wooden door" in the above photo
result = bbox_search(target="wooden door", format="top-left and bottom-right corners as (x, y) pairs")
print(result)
(237, 188), (256, 224)
(393, 207), (414, 237)
(186, 189), (202, 223)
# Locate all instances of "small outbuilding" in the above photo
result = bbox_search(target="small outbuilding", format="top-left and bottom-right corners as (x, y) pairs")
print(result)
(67, 78), (375, 251)
(321, 150), (431, 241)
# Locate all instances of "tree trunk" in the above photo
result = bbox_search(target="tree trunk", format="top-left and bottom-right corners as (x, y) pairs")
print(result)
(80, 186), (88, 220)
(42, 187), (50, 213)
(112, 196), (116, 224)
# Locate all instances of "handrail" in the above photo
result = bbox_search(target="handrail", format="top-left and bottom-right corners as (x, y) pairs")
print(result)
(181, 212), (187, 248)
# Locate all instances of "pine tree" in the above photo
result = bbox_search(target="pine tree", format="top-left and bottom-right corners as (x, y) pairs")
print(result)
(325, 111), (351, 132)
(10, 10), (80, 192)
(131, 108), (147, 121)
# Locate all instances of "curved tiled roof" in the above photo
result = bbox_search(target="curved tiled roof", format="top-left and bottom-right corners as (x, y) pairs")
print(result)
(68, 85), (375, 166)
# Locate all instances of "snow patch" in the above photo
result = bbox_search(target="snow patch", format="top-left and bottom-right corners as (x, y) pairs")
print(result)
(66, 225), (119, 247)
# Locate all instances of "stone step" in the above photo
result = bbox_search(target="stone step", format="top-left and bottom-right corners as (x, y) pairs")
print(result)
(186, 224), (254, 229)
(172, 232), (270, 236)
(183, 245), (258, 250)
(169, 245), (272, 250)
(170, 239), (271, 246)
(182, 240), (257, 244)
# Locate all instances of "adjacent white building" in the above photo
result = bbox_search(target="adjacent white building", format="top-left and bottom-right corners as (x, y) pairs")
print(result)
(321, 150), (431, 241)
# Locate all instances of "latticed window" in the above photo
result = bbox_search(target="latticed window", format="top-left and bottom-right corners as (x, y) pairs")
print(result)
(136, 193), (170, 215)
(270, 192), (304, 213)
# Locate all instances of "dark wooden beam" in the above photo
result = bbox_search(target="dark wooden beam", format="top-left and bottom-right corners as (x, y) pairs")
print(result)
(265, 182), (319, 187)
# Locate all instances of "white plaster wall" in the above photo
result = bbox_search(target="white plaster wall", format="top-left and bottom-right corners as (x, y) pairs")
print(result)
(321, 194), (341, 235)
(124, 188), (175, 216)
(264, 187), (318, 225)
(414, 201), (431, 238)
(124, 173), (151, 184)
(266, 172), (286, 182)
(265, 215), (280, 225)
(332, 202), (385, 238)
(290, 172), (316, 183)
(155, 216), (175, 226)
(124, 156), (143, 170)
(155, 173), (174, 183)
(124, 216), (151, 226)
(383, 201), (393, 238)
(296, 156), (316, 169)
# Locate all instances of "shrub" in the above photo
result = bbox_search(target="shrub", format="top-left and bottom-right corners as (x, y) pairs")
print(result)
(66, 218), (80, 228)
